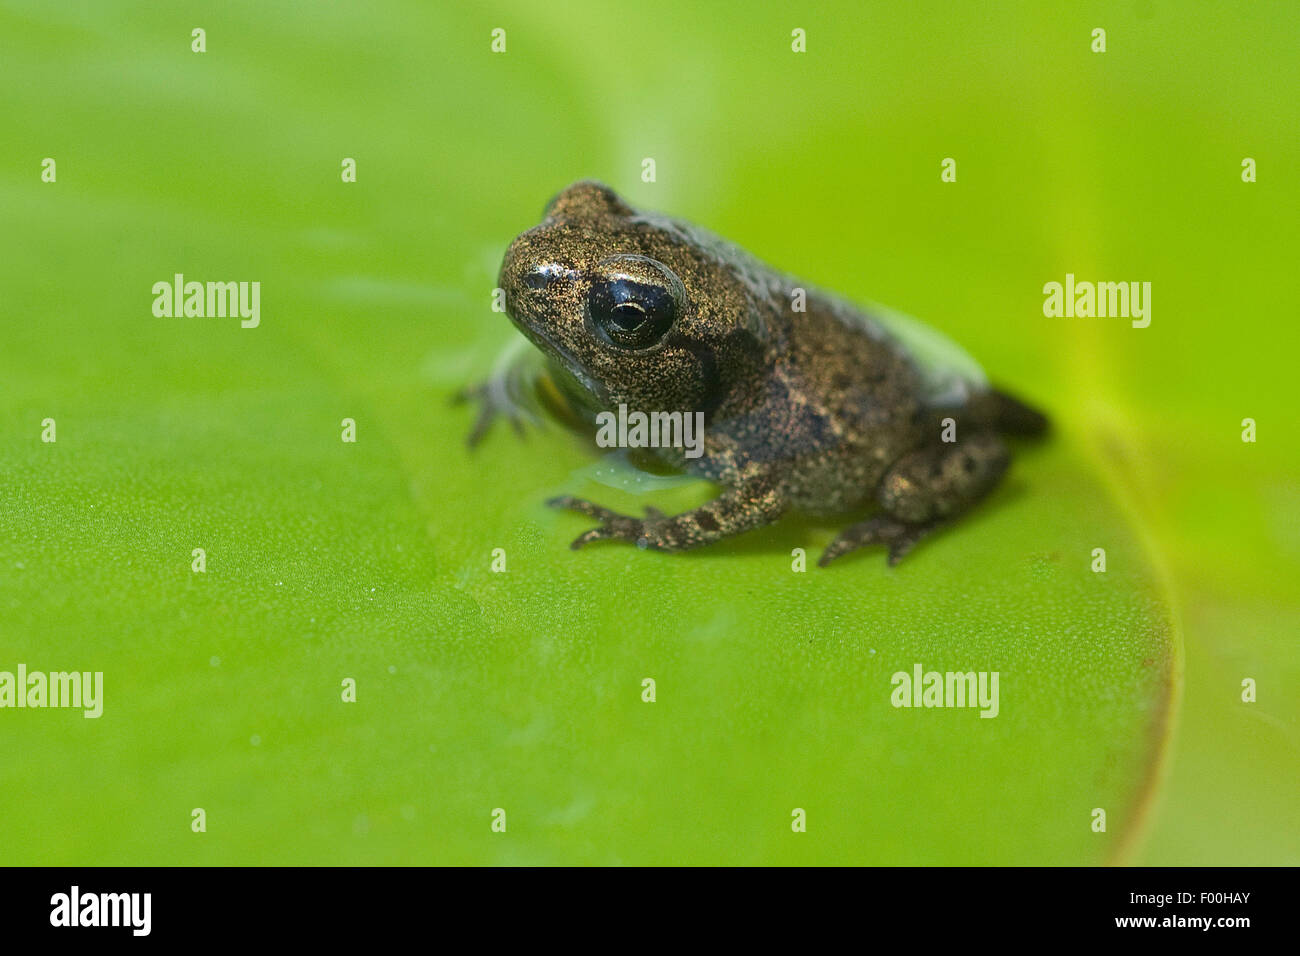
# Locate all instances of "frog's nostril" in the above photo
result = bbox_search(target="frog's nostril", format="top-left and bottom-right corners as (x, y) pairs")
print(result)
(523, 261), (577, 291)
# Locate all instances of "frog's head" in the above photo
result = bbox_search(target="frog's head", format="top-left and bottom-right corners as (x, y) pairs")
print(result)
(499, 180), (768, 417)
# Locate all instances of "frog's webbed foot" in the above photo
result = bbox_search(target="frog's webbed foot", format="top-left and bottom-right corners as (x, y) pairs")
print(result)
(547, 496), (665, 550)
(818, 516), (940, 567)
(454, 378), (534, 448)
(820, 431), (1010, 567)
(548, 473), (787, 553)
(455, 345), (545, 447)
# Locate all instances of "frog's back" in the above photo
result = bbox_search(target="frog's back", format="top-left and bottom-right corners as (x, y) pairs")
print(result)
(643, 205), (1043, 449)
(801, 284), (1052, 439)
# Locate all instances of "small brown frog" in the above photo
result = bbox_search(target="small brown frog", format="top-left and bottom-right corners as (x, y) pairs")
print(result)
(464, 181), (1047, 566)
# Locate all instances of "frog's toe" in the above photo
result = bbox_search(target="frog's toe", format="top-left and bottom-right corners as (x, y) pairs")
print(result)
(884, 526), (932, 566)
(465, 405), (532, 447)
(456, 376), (539, 448)
(549, 496), (659, 549)
(450, 381), (480, 405)
(569, 526), (613, 549)
(819, 516), (897, 566)
(547, 495), (619, 521)
(465, 406), (495, 448)
(456, 383), (498, 447)
(569, 524), (646, 549)
(819, 515), (936, 567)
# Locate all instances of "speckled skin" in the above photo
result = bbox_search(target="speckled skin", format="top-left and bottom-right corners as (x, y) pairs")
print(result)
(472, 181), (1047, 565)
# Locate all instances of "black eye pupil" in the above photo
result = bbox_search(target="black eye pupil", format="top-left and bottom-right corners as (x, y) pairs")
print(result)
(588, 277), (677, 349)
(610, 302), (646, 330)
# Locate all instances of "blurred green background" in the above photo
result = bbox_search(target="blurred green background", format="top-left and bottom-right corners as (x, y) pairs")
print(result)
(1, 0), (1295, 864)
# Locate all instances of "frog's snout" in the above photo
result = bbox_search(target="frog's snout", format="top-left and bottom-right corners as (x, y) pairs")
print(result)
(501, 239), (582, 315)
(497, 241), (538, 327)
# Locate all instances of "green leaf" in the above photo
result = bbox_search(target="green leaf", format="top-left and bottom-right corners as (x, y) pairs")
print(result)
(0, 0), (1202, 865)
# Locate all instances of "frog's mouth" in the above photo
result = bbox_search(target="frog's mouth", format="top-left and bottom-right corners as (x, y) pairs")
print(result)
(508, 315), (609, 407)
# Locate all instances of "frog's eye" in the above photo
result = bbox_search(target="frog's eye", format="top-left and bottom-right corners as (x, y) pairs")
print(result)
(586, 255), (684, 351)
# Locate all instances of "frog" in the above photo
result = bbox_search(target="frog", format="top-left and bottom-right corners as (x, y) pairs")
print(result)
(462, 180), (1048, 566)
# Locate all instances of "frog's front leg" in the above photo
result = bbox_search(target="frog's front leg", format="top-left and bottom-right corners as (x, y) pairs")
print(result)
(456, 371), (532, 448)
(549, 470), (787, 552)
(455, 337), (550, 447)
(819, 432), (1009, 567)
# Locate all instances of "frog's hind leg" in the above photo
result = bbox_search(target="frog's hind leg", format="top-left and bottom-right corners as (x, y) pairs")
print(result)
(818, 433), (1009, 567)
(817, 514), (933, 567)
